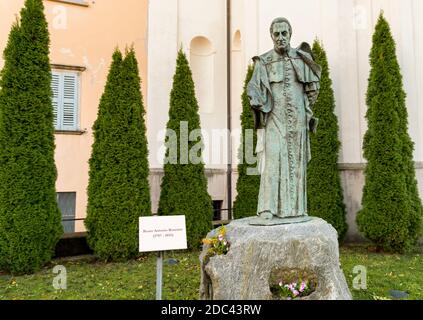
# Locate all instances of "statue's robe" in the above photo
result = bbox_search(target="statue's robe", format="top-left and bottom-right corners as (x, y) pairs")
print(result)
(247, 46), (321, 218)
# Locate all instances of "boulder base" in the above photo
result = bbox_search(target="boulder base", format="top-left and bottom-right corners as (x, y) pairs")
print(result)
(200, 217), (352, 300)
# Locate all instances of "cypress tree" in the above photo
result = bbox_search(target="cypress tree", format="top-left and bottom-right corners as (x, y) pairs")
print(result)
(233, 65), (260, 219)
(85, 48), (151, 261)
(158, 49), (213, 249)
(307, 40), (347, 241)
(357, 13), (423, 252)
(0, 0), (62, 274)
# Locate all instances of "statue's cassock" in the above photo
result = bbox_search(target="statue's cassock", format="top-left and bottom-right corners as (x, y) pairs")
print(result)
(247, 43), (321, 218)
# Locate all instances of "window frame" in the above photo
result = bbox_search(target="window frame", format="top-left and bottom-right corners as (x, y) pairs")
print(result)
(51, 69), (81, 132)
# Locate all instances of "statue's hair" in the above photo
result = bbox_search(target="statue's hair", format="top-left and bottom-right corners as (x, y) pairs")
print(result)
(269, 17), (292, 36)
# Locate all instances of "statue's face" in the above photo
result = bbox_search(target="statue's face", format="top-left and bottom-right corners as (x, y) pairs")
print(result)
(271, 22), (291, 52)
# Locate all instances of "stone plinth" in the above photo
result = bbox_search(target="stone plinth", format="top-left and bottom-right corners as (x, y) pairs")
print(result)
(199, 217), (352, 300)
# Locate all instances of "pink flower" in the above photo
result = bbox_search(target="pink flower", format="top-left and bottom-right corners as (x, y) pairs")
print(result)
(300, 281), (307, 293)
(293, 290), (299, 297)
(218, 234), (224, 241)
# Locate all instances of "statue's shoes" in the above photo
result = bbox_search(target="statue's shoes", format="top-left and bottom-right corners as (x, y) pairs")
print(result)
(259, 211), (273, 220)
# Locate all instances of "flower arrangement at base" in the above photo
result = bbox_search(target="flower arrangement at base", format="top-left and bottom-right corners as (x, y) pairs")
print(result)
(275, 280), (314, 299)
(202, 226), (230, 264)
(269, 268), (317, 300)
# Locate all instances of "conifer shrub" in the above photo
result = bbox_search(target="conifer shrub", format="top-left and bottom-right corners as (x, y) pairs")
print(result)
(307, 40), (347, 241)
(357, 14), (423, 252)
(233, 65), (260, 219)
(0, 0), (62, 274)
(158, 49), (213, 249)
(86, 48), (151, 261)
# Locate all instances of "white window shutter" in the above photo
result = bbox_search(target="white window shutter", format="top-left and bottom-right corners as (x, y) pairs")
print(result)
(51, 72), (60, 129)
(62, 73), (78, 130)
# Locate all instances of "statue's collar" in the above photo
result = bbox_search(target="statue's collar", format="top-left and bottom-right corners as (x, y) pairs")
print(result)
(262, 48), (299, 63)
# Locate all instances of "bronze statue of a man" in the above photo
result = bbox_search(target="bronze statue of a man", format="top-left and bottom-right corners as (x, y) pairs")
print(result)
(247, 17), (321, 221)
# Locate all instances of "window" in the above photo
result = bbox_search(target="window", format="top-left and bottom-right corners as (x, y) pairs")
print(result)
(212, 200), (223, 221)
(57, 192), (76, 233)
(51, 71), (79, 131)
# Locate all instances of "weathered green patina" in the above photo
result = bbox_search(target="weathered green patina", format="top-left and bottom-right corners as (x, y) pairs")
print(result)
(247, 17), (321, 223)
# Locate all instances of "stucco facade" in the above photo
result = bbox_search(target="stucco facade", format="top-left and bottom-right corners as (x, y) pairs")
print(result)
(0, 0), (149, 232)
(1, 0), (423, 241)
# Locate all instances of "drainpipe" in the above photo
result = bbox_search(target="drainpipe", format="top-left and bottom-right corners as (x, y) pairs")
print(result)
(226, 0), (233, 221)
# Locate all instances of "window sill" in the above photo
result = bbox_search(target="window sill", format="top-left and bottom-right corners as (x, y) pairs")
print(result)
(55, 129), (87, 135)
(46, 0), (89, 7)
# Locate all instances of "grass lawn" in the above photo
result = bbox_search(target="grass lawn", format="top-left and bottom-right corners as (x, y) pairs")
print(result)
(1, 244), (422, 300)
(340, 245), (423, 300)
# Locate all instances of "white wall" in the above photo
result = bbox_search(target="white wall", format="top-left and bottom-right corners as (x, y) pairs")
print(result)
(147, 0), (229, 212)
(236, 0), (423, 164)
(148, 0), (423, 166)
(147, 0), (227, 170)
(147, 0), (423, 224)
(147, 0), (178, 169)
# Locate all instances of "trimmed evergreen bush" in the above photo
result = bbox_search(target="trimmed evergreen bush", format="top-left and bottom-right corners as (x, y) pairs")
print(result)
(85, 48), (151, 261)
(158, 49), (213, 249)
(0, 0), (62, 274)
(307, 40), (347, 241)
(357, 13), (423, 252)
(233, 65), (260, 219)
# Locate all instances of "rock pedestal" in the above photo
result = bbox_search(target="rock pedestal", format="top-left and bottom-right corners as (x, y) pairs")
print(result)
(199, 217), (352, 300)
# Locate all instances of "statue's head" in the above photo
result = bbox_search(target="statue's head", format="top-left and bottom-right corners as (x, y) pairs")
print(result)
(270, 17), (292, 54)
